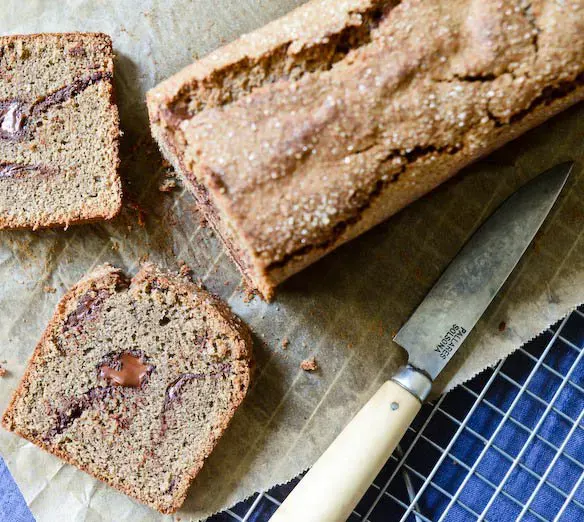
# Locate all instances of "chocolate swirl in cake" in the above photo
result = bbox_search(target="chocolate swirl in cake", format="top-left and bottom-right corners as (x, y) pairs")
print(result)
(163, 362), (232, 410)
(0, 163), (53, 179)
(63, 288), (111, 332)
(0, 71), (111, 142)
(0, 100), (27, 140)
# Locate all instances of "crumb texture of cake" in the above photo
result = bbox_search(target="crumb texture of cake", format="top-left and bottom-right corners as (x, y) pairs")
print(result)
(2, 263), (253, 514)
(0, 33), (122, 229)
(147, 0), (584, 300)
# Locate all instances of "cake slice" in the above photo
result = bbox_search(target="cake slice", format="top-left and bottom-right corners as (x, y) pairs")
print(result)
(0, 33), (122, 229)
(2, 263), (253, 514)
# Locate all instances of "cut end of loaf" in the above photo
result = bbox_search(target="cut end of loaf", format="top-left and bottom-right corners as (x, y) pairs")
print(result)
(0, 32), (122, 230)
(146, 108), (278, 300)
(2, 262), (253, 514)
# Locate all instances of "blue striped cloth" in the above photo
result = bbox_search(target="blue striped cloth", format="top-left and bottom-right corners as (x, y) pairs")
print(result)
(0, 457), (32, 522)
(421, 323), (584, 522)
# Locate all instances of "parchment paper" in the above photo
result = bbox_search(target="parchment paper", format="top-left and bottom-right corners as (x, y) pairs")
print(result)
(0, 1), (582, 520)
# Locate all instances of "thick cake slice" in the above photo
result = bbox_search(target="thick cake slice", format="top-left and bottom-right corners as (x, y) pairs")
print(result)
(2, 263), (253, 514)
(147, 0), (584, 300)
(0, 33), (122, 229)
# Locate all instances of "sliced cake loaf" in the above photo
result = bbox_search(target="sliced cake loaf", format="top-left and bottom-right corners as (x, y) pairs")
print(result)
(0, 33), (122, 229)
(147, 0), (584, 300)
(2, 263), (253, 514)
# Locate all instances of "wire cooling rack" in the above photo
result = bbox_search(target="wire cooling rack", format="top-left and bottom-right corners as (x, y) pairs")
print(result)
(209, 305), (584, 522)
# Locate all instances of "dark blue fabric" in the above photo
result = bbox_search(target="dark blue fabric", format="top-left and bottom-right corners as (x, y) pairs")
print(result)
(0, 457), (34, 522)
(382, 309), (584, 522)
(3, 309), (584, 522)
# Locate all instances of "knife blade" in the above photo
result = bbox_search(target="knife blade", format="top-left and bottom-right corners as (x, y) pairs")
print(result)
(394, 161), (573, 380)
(271, 162), (573, 522)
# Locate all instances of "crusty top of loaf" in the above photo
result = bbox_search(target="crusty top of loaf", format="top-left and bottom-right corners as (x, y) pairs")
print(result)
(149, 0), (583, 270)
(148, 0), (378, 103)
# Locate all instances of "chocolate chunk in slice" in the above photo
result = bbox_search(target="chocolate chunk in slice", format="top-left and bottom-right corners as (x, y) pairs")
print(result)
(0, 33), (122, 230)
(2, 263), (253, 514)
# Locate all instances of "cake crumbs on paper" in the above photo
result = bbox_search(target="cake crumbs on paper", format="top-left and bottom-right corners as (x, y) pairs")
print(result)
(43, 285), (56, 294)
(0, 365), (6, 377)
(178, 260), (193, 279)
(158, 177), (177, 193)
(127, 201), (147, 227)
(281, 337), (290, 349)
(300, 357), (318, 372)
(242, 285), (258, 303)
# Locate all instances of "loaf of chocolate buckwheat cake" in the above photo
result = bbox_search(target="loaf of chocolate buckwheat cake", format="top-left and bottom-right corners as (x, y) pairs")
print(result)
(2, 263), (253, 514)
(0, 33), (121, 229)
(147, 0), (584, 300)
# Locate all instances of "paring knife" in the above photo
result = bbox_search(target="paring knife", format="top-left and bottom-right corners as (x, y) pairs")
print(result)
(271, 162), (574, 522)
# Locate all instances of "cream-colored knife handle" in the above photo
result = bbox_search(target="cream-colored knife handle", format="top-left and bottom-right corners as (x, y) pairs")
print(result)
(271, 379), (421, 522)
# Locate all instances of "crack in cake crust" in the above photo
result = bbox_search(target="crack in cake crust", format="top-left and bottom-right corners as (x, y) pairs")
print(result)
(163, 0), (396, 122)
(260, 71), (584, 273)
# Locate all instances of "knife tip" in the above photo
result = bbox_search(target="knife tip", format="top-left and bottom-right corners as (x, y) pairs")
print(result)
(540, 161), (574, 195)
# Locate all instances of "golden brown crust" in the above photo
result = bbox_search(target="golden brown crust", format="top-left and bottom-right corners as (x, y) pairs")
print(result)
(263, 86), (584, 287)
(2, 263), (253, 514)
(148, 0), (584, 300)
(0, 32), (115, 49)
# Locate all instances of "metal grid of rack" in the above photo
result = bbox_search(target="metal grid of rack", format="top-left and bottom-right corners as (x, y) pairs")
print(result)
(209, 305), (584, 522)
